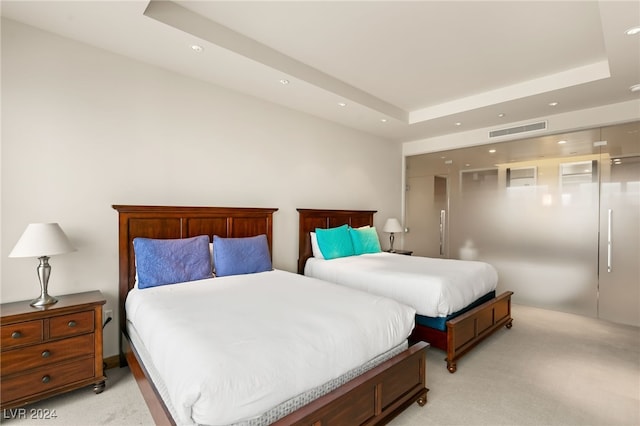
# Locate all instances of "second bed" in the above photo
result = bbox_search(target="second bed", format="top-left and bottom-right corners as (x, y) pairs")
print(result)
(298, 208), (513, 373)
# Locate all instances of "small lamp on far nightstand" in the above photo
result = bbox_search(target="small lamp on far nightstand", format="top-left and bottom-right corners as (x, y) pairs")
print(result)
(383, 218), (404, 252)
(9, 223), (76, 307)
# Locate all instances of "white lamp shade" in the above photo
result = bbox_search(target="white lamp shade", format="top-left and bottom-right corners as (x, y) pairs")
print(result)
(9, 223), (76, 258)
(383, 218), (404, 233)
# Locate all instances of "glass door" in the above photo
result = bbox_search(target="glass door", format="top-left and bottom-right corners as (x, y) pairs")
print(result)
(597, 123), (640, 327)
(404, 174), (449, 258)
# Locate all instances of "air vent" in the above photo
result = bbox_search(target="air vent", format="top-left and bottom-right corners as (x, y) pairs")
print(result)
(489, 121), (547, 138)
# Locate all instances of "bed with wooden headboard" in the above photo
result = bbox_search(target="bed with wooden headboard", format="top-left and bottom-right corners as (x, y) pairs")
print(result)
(297, 208), (513, 373)
(113, 205), (428, 425)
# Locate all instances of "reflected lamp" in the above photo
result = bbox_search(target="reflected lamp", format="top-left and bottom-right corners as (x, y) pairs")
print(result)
(9, 223), (76, 307)
(383, 218), (404, 252)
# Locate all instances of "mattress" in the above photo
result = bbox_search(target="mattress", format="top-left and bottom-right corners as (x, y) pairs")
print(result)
(304, 252), (498, 317)
(125, 269), (416, 425)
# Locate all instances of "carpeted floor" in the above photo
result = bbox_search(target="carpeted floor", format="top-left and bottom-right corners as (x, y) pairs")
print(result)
(2, 304), (638, 426)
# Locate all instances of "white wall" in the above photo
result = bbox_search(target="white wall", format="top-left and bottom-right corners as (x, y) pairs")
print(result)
(1, 19), (403, 358)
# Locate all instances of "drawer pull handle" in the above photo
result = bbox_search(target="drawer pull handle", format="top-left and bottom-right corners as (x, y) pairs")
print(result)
(11, 331), (22, 339)
(68, 320), (77, 327)
(41, 375), (51, 384)
(42, 350), (51, 358)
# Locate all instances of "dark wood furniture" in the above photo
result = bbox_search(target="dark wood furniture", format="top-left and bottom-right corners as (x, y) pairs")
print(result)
(386, 249), (413, 256)
(0, 291), (106, 410)
(297, 208), (514, 373)
(113, 205), (428, 426)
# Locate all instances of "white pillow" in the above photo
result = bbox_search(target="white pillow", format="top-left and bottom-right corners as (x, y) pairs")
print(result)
(310, 232), (325, 259)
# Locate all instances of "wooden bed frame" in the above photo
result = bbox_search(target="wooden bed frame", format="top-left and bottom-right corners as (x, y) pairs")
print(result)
(297, 208), (513, 373)
(113, 205), (428, 425)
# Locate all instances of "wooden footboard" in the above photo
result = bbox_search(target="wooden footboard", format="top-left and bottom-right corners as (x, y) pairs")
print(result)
(411, 291), (513, 373)
(274, 342), (429, 426)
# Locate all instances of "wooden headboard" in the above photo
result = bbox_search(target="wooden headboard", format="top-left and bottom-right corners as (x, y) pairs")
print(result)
(112, 205), (278, 341)
(297, 208), (375, 274)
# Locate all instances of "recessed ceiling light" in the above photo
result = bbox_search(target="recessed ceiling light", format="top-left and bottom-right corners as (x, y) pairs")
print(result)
(455, 122), (462, 126)
(548, 102), (559, 107)
(489, 149), (496, 153)
(497, 113), (505, 118)
(625, 26), (640, 36)
(279, 79), (290, 85)
(191, 44), (203, 53)
(558, 140), (567, 144)
(380, 118), (388, 123)
(337, 102), (347, 107)
(630, 83), (640, 93)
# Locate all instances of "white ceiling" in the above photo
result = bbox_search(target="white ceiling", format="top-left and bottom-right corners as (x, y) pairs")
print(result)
(2, 0), (639, 143)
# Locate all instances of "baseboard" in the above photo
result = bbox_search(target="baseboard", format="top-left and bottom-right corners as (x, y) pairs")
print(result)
(104, 355), (121, 370)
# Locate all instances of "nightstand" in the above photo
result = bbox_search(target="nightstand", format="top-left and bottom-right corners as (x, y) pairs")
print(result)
(385, 249), (413, 256)
(1, 290), (106, 410)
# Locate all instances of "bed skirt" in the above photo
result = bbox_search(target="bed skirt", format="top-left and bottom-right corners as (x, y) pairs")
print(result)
(415, 291), (496, 331)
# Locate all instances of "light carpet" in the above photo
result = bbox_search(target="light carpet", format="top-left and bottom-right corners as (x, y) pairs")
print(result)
(1, 304), (638, 425)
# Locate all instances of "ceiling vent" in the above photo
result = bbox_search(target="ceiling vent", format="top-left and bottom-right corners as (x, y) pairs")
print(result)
(489, 121), (547, 138)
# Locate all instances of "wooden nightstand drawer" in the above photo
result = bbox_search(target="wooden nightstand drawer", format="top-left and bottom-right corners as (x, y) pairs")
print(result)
(49, 310), (94, 338)
(1, 333), (94, 376)
(0, 320), (43, 349)
(0, 357), (95, 404)
(1, 291), (106, 410)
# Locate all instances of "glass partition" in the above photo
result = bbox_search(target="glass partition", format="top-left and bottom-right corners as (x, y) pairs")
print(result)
(405, 121), (639, 324)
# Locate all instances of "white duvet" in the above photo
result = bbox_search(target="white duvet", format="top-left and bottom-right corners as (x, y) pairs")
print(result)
(305, 252), (498, 318)
(125, 269), (416, 426)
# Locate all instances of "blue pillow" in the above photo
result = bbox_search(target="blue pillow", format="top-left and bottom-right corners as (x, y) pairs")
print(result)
(349, 226), (382, 255)
(133, 235), (212, 289)
(213, 234), (272, 277)
(315, 224), (355, 259)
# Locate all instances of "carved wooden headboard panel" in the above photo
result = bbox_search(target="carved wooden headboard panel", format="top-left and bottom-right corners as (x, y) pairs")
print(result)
(113, 205), (278, 336)
(297, 208), (376, 274)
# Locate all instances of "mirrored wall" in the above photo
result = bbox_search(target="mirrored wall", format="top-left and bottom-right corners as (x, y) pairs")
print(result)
(405, 121), (639, 326)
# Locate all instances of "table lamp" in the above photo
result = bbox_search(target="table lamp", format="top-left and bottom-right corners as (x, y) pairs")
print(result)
(383, 218), (404, 252)
(9, 223), (76, 307)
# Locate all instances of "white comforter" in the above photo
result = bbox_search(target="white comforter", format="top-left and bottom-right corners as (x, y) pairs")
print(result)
(305, 252), (498, 318)
(125, 269), (416, 426)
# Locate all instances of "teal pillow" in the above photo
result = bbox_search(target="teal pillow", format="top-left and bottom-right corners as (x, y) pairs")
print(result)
(349, 226), (382, 255)
(315, 224), (355, 259)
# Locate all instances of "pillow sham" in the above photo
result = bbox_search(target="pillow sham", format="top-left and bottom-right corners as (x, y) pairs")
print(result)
(133, 235), (212, 289)
(315, 224), (355, 259)
(349, 226), (382, 255)
(213, 234), (272, 277)
(310, 232), (325, 259)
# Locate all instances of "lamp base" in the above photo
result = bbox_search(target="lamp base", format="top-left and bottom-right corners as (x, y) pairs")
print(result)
(30, 294), (58, 308)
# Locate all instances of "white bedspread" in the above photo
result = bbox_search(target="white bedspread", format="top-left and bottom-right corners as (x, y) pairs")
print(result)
(125, 269), (416, 426)
(305, 252), (498, 318)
